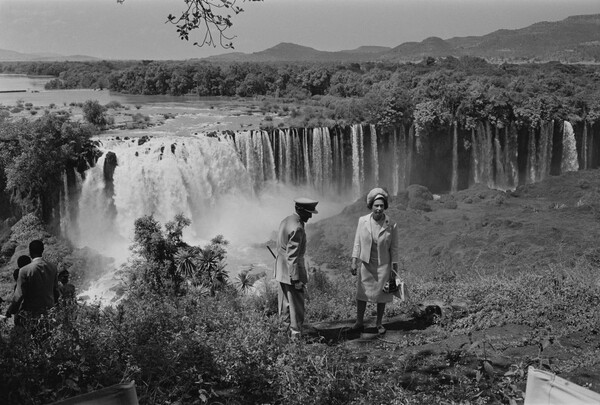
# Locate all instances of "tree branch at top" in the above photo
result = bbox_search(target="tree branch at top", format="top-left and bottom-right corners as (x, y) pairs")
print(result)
(116, 0), (262, 49)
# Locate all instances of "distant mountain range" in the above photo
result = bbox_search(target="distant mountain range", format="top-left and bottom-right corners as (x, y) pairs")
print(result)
(204, 14), (600, 63)
(2, 13), (600, 63)
(0, 48), (98, 62)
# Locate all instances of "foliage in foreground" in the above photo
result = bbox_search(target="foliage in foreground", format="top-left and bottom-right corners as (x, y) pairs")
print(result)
(1, 214), (600, 404)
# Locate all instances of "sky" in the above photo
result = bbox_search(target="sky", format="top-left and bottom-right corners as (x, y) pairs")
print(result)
(1, 0), (599, 60)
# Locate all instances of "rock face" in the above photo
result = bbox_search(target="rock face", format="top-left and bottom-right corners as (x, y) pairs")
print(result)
(103, 152), (118, 182)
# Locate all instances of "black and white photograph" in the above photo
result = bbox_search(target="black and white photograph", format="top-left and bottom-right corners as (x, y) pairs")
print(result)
(1, 0), (600, 403)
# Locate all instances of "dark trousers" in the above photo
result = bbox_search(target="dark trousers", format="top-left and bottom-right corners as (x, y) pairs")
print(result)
(278, 283), (305, 338)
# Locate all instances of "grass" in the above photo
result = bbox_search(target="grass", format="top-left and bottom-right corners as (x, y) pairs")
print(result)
(3, 169), (600, 404)
(1, 240), (599, 404)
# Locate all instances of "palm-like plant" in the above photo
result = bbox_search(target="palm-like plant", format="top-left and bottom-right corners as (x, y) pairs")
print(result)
(235, 268), (256, 294)
(174, 249), (197, 279)
(197, 247), (229, 295)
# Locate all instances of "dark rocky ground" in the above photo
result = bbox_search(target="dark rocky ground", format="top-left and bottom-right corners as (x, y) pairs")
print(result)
(305, 169), (600, 401)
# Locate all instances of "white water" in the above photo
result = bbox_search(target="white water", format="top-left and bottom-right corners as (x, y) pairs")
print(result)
(67, 128), (349, 303)
(562, 121), (579, 173)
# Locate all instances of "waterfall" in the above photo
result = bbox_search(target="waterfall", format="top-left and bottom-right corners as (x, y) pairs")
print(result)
(561, 121), (579, 173)
(406, 124), (414, 187)
(451, 122), (458, 193)
(391, 128), (399, 194)
(233, 131), (276, 190)
(351, 124), (365, 198)
(311, 127), (333, 193)
(398, 126), (407, 192)
(283, 129), (293, 183)
(582, 121), (588, 170)
(370, 124), (379, 186)
(508, 123), (519, 188)
(60, 171), (71, 239)
(493, 127), (507, 189)
(332, 129), (343, 193)
(470, 122), (494, 187)
(527, 128), (537, 184)
(484, 122), (494, 188)
(471, 127), (479, 186)
(534, 120), (553, 181)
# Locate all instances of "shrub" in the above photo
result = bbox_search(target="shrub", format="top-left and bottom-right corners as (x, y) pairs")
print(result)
(104, 101), (122, 110)
(82, 100), (108, 127)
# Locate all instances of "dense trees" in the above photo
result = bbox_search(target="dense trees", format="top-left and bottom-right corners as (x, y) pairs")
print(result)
(2, 58), (600, 133)
(0, 113), (98, 227)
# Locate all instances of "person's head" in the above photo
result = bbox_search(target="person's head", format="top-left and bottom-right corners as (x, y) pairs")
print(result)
(14, 255), (32, 280)
(366, 187), (389, 218)
(294, 197), (319, 223)
(17, 255), (31, 269)
(58, 269), (70, 284)
(29, 239), (44, 259)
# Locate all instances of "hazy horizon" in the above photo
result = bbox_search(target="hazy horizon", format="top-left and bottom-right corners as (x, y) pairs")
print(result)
(1, 0), (599, 60)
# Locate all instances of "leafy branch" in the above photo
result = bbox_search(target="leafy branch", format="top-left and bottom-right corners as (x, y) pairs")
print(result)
(117, 0), (262, 49)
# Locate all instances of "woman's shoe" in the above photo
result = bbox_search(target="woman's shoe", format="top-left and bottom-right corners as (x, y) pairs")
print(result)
(377, 325), (386, 335)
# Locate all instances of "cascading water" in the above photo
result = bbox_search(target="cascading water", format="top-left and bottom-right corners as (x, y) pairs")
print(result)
(61, 116), (583, 303)
(562, 121), (579, 173)
(370, 124), (379, 186)
(351, 124), (365, 198)
(66, 128), (353, 302)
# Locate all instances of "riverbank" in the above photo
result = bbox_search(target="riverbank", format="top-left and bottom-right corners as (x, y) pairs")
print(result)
(0, 90), (298, 133)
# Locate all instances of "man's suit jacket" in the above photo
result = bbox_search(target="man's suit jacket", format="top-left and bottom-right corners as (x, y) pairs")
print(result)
(351, 213), (398, 266)
(9, 257), (59, 315)
(274, 213), (308, 285)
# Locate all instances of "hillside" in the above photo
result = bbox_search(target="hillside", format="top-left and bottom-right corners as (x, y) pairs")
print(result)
(303, 169), (600, 400)
(205, 42), (393, 63)
(4, 13), (600, 63)
(308, 169), (600, 280)
(206, 13), (600, 63)
(0, 48), (98, 62)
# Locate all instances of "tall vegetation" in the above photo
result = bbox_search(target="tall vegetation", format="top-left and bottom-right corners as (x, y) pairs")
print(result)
(1, 209), (599, 404)
(0, 113), (99, 228)
(1, 58), (599, 131)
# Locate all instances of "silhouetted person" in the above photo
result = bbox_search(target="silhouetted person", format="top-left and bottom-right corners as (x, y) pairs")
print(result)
(5, 240), (59, 326)
(13, 255), (32, 291)
(58, 269), (76, 304)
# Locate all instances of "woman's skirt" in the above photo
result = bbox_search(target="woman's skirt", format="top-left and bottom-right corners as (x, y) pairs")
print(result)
(356, 259), (392, 303)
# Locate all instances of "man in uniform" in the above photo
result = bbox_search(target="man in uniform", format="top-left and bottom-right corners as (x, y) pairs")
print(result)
(275, 197), (318, 339)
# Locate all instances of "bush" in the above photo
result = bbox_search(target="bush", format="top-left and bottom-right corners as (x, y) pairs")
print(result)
(82, 100), (108, 127)
(104, 101), (122, 110)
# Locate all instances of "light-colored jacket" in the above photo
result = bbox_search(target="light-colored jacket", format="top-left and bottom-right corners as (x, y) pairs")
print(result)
(275, 213), (308, 285)
(352, 213), (398, 266)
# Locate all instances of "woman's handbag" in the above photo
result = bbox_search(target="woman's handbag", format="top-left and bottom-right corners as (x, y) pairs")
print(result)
(383, 269), (409, 301)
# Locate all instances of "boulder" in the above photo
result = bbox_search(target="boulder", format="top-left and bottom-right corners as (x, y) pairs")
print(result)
(407, 184), (433, 201)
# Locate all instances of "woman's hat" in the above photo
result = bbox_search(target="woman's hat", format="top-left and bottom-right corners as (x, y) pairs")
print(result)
(366, 187), (389, 209)
(295, 197), (319, 214)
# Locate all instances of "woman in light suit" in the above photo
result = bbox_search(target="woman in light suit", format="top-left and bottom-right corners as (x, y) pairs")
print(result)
(350, 187), (398, 335)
